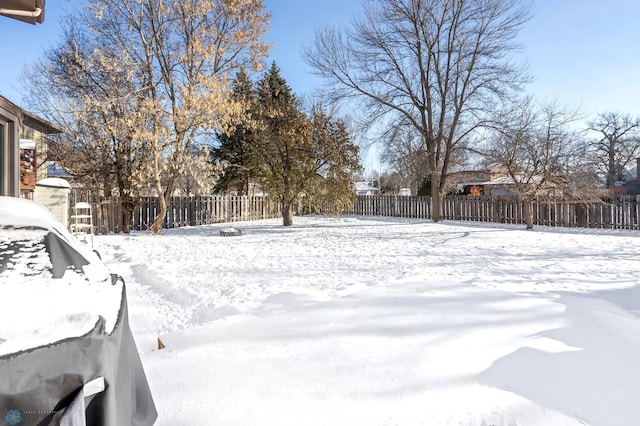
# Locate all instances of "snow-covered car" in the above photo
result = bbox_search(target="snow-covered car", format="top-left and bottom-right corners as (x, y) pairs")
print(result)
(0, 196), (156, 426)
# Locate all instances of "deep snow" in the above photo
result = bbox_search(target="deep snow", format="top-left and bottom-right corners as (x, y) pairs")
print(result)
(91, 215), (640, 425)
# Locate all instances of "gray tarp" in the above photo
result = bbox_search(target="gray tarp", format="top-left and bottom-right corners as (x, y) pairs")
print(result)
(0, 283), (157, 426)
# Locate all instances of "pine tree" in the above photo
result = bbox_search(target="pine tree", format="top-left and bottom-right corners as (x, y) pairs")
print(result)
(235, 62), (363, 225)
(211, 69), (257, 195)
(253, 62), (314, 226)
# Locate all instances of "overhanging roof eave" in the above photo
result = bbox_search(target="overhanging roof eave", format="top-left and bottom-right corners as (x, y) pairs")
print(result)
(0, 0), (44, 24)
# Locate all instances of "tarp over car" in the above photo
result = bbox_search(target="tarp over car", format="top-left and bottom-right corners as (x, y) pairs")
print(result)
(0, 196), (157, 425)
(0, 285), (157, 425)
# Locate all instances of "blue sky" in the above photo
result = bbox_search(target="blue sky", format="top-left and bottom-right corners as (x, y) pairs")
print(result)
(1, 0), (638, 115)
(0, 0), (363, 105)
(518, 0), (640, 117)
(1, 0), (639, 170)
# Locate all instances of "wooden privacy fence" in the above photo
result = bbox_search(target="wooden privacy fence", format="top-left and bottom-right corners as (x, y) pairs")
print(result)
(90, 195), (282, 234)
(348, 195), (640, 230)
(349, 195), (433, 219)
(87, 194), (640, 233)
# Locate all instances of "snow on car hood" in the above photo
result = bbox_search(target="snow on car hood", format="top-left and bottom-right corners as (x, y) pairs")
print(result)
(0, 197), (123, 356)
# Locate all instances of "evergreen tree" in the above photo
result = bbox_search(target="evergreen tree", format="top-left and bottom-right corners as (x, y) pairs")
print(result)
(253, 62), (313, 226)
(417, 178), (432, 197)
(211, 69), (257, 194)
(216, 63), (362, 225)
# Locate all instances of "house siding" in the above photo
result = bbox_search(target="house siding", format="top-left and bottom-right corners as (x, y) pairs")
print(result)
(0, 97), (22, 197)
(0, 96), (62, 198)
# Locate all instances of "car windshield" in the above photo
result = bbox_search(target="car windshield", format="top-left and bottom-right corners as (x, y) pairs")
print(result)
(0, 226), (90, 279)
(0, 227), (52, 278)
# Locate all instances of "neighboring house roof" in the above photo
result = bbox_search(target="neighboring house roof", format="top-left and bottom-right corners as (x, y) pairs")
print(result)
(355, 182), (379, 196)
(460, 175), (545, 187)
(36, 177), (71, 189)
(22, 109), (63, 135)
(458, 181), (490, 187)
(0, 95), (22, 123)
(47, 161), (71, 178)
(447, 169), (492, 182)
(0, 96), (63, 135)
(485, 176), (520, 185)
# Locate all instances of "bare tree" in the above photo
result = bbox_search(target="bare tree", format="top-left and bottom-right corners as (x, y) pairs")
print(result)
(95, 0), (270, 233)
(24, 18), (152, 232)
(174, 145), (223, 196)
(587, 112), (640, 190)
(379, 121), (430, 194)
(305, 0), (531, 221)
(482, 99), (583, 229)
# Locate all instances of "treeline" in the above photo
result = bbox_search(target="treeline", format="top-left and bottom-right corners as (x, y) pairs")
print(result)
(209, 64), (361, 226)
(305, 1), (640, 230)
(23, 0), (360, 232)
(22, 0), (640, 234)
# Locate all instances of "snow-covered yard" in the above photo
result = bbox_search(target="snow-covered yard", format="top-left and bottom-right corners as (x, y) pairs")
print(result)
(94, 215), (640, 426)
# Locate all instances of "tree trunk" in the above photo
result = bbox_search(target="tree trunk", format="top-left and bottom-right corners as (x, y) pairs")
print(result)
(119, 195), (134, 234)
(282, 198), (293, 226)
(150, 172), (170, 234)
(243, 175), (249, 196)
(523, 198), (534, 230)
(431, 175), (443, 222)
(150, 195), (167, 234)
(607, 143), (617, 188)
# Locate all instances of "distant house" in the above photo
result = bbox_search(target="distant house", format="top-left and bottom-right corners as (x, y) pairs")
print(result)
(46, 161), (71, 179)
(451, 168), (503, 196)
(1, 96), (63, 197)
(355, 181), (380, 196)
(446, 169), (491, 195)
(452, 167), (561, 197)
(570, 161), (639, 197)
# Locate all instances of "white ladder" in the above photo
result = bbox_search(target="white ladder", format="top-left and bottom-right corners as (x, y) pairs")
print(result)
(70, 201), (94, 245)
